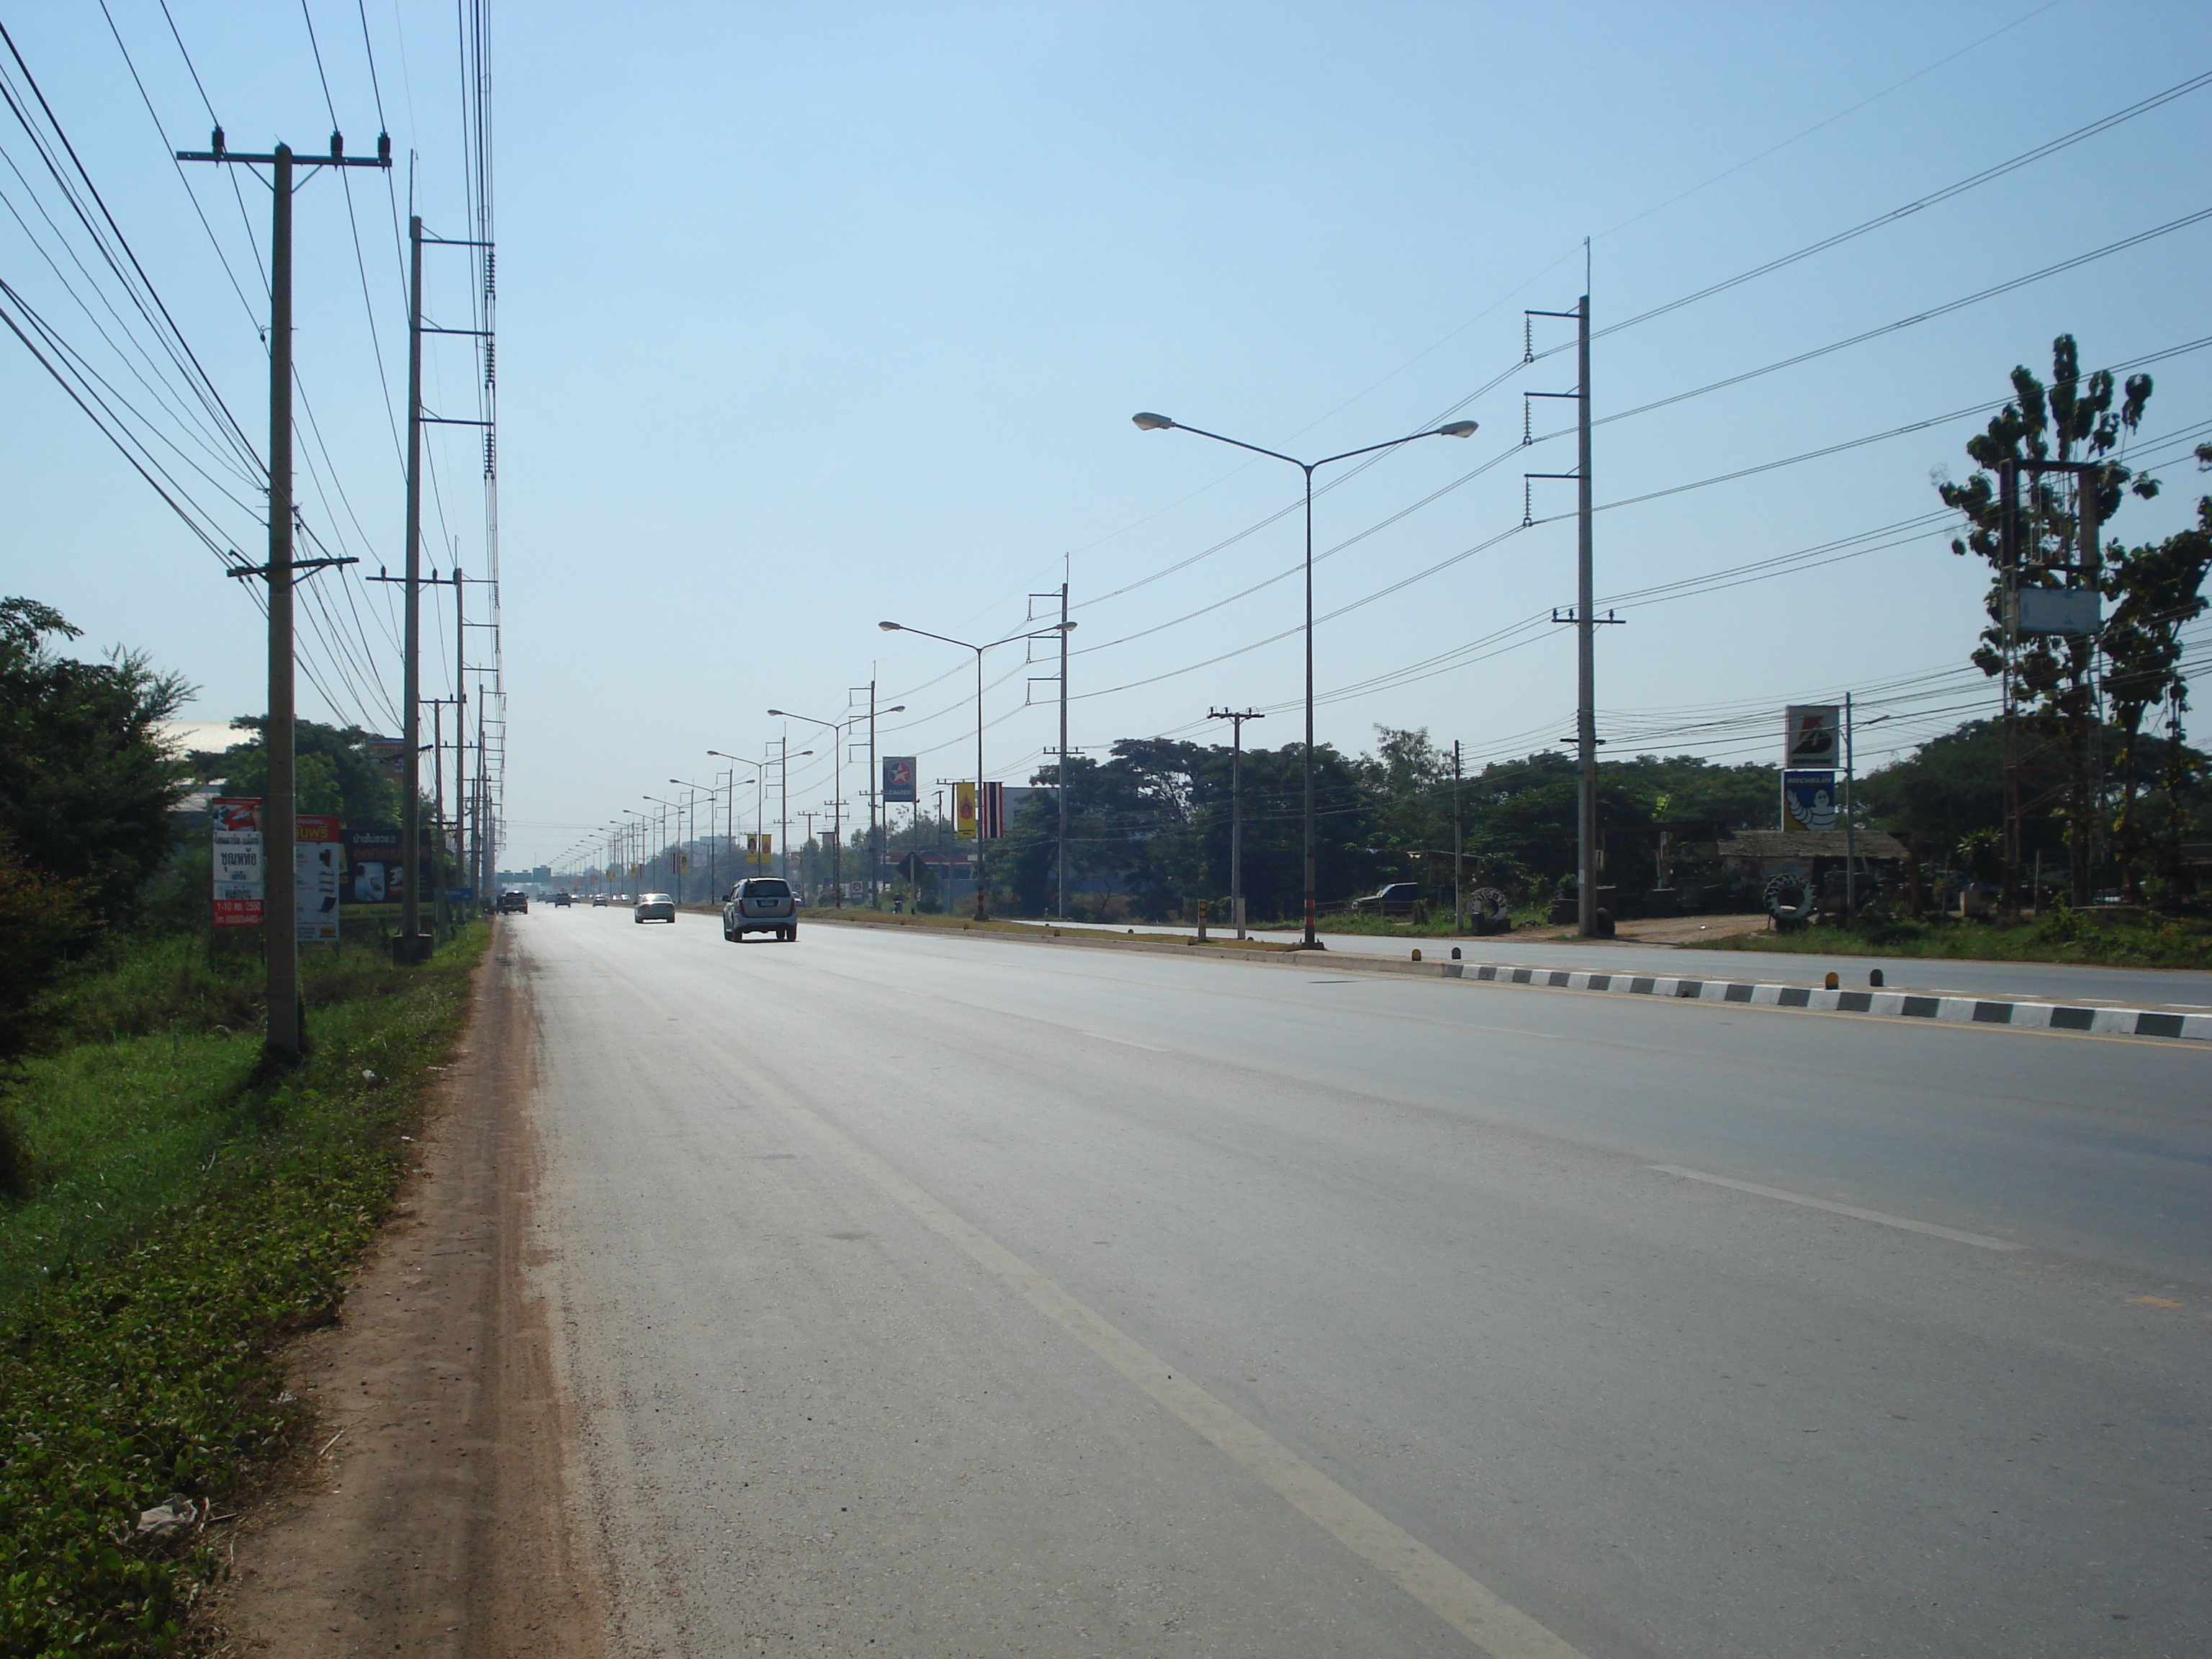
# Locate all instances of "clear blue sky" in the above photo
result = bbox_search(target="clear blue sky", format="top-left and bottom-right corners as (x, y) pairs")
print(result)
(4, 1), (2208, 871)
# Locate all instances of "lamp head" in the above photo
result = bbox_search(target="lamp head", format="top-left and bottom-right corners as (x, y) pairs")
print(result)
(1132, 412), (1175, 432)
(878, 621), (902, 631)
(1437, 421), (1478, 439)
(767, 708), (786, 717)
(886, 705), (907, 714)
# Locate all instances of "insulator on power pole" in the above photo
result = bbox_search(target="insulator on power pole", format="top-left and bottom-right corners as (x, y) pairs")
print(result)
(1523, 315), (1533, 364)
(330, 131), (344, 160)
(1522, 398), (1532, 446)
(484, 248), (495, 298)
(211, 125), (225, 156)
(483, 338), (495, 387)
(482, 430), (495, 478)
(377, 132), (391, 163)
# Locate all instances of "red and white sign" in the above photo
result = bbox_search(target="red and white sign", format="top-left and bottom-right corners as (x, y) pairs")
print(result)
(212, 796), (264, 927)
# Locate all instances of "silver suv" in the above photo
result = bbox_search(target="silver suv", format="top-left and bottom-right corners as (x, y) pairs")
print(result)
(723, 877), (797, 942)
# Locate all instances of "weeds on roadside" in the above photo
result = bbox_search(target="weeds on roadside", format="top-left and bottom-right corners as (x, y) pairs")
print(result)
(0, 925), (486, 1658)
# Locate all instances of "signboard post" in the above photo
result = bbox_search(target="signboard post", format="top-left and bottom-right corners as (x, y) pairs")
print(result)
(1784, 706), (1841, 831)
(882, 756), (917, 804)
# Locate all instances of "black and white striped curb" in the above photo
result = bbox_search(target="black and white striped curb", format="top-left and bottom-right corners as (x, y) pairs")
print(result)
(1447, 961), (2212, 1041)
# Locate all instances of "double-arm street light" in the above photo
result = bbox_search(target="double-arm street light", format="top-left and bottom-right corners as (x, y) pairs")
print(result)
(768, 710), (855, 904)
(878, 619), (1076, 922)
(1134, 412), (1475, 947)
(643, 795), (683, 900)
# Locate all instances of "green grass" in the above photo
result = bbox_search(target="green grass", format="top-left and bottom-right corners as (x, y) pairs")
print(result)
(0, 923), (487, 1657)
(1703, 909), (2212, 971)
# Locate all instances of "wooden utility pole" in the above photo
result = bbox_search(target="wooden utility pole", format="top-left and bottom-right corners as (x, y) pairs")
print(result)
(179, 129), (390, 1058)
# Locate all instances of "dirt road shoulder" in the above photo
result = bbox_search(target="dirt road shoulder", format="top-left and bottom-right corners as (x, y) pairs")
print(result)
(202, 931), (606, 1659)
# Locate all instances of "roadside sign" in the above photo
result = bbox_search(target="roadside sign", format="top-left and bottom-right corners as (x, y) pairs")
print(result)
(1785, 706), (1841, 766)
(297, 814), (342, 942)
(883, 756), (917, 804)
(212, 796), (263, 927)
(955, 780), (976, 840)
(1782, 770), (1838, 831)
(979, 780), (1004, 840)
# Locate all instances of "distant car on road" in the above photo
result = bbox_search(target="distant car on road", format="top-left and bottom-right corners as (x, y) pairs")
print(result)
(1350, 882), (1428, 914)
(722, 877), (797, 942)
(591, 894), (608, 907)
(497, 889), (529, 914)
(634, 891), (677, 924)
(553, 891), (572, 907)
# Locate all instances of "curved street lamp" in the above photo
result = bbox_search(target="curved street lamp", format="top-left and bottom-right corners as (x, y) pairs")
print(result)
(1133, 413), (1475, 946)
(879, 618), (1075, 921)
(769, 710), (854, 904)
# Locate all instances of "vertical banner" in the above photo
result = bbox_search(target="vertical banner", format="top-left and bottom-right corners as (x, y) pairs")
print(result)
(954, 780), (976, 840)
(295, 814), (343, 942)
(882, 756), (917, 804)
(745, 832), (773, 867)
(979, 781), (1004, 840)
(1784, 705), (1841, 766)
(212, 796), (264, 927)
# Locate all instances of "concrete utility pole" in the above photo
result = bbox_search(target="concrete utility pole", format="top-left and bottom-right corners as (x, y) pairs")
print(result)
(1452, 738), (1464, 933)
(180, 129), (390, 1058)
(1529, 271), (1611, 940)
(1056, 576), (1071, 921)
(1210, 708), (1264, 938)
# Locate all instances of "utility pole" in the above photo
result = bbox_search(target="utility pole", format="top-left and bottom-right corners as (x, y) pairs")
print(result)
(1210, 708), (1264, 938)
(1051, 572), (1071, 920)
(1452, 738), (1464, 933)
(180, 129), (390, 1058)
(1529, 271), (1613, 939)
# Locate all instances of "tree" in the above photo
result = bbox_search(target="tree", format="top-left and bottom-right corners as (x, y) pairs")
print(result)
(2103, 485), (2212, 898)
(202, 716), (403, 833)
(1936, 333), (2157, 902)
(0, 597), (194, 926)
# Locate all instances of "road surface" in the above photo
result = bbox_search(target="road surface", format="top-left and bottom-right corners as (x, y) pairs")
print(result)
(998, 913), (2212, 1007)
(513, 907), (2208, 1658)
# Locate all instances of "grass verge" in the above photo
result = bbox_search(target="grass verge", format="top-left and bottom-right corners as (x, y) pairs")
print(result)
(0, 923), (487, 1658)
(1702, 909), (2212, 971)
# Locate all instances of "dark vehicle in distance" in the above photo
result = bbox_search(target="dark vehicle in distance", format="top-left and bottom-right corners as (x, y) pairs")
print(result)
(553, 891), (572, 907)
(724, 877), (797, 942)
(497, 889), (529, 914)
(1349, 882), (1428, 915)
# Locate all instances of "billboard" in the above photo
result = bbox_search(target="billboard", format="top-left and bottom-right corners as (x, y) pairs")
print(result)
(297, 814), (343, 942)
(954, 779), (976, 840)
(745, 832), (773, 866)
(1782, 770), (1838, 832)
(345, 830), (407, 904)
(883, 755), (917, 804)
(212, 796), (263, 927)
(1785, 705), (1841, 767)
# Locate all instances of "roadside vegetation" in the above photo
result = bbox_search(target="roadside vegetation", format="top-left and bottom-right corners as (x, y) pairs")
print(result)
(0, 596), (488, 1657)
(1707, 905), (2211, 971)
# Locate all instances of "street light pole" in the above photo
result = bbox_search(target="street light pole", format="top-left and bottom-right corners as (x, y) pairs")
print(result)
(878, 620), (1075, 922)
(769, 711), (853, 905)
(1135, 413), (1475, 947)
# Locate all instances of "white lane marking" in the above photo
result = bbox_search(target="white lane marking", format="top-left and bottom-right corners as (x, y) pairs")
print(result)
(1082, 1030), (1169, 1053)
(1649, 1165), (2024, 1250)
(606, 968), (1587, 1658)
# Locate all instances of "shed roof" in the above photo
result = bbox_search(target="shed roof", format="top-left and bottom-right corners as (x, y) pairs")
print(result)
(1719, 829), (1908, 861)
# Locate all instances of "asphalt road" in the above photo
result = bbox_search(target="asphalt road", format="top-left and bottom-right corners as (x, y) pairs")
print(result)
(514, 907), (2210, 1658)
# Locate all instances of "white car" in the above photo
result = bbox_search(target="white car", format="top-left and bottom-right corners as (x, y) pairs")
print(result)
(722, 877), (797, 942)
(633, 891), (677, 924)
